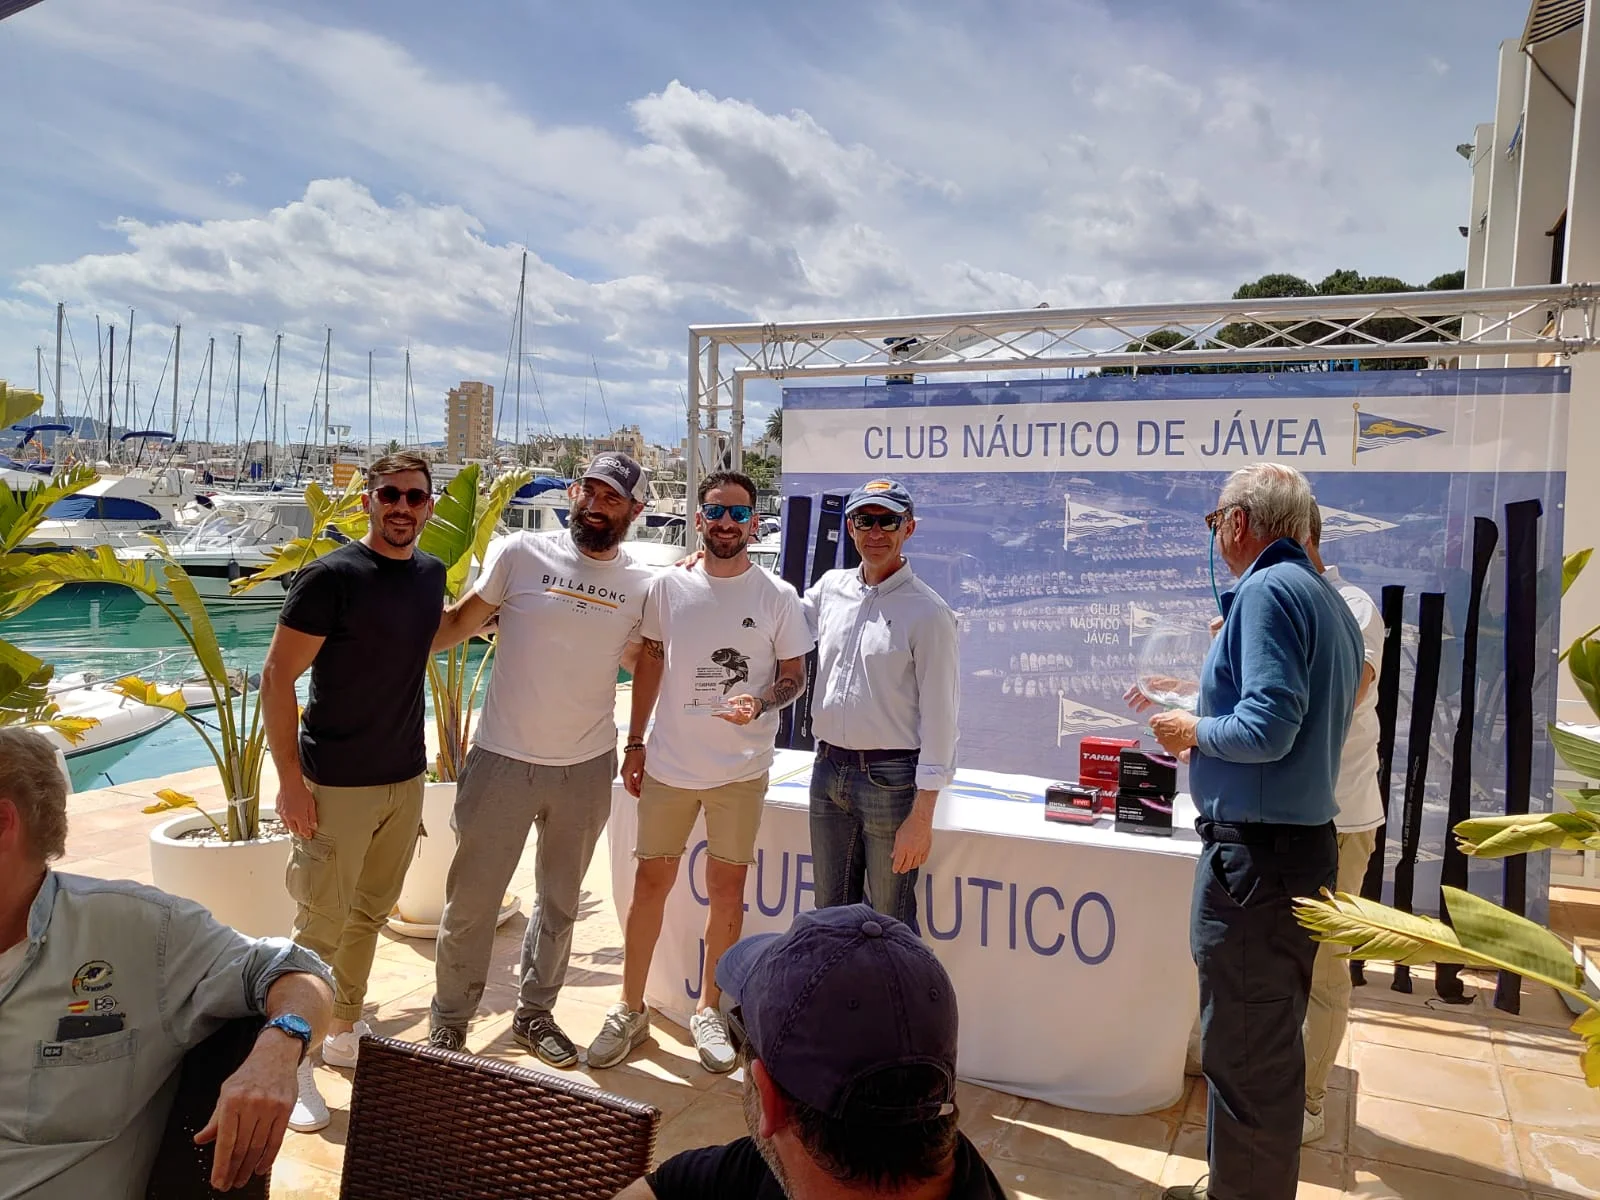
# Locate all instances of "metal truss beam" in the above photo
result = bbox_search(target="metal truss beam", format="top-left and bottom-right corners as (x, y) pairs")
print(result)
(683, 284), (1599, 509)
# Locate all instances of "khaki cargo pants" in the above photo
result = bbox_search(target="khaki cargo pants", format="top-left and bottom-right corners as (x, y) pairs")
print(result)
(287, 774), (425, 1021)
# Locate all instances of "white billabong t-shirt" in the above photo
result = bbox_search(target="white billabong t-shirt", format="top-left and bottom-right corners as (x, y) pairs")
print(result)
(642, 563), (814, 789)
(1325, 564), (1385, 832)
(473, 530), (659, 766)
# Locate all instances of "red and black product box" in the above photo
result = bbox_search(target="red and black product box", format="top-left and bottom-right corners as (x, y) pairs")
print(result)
(1044, 781), (1101, 825)
(1115, 747), (1178, 837)
(1079, 736), (1139, 814)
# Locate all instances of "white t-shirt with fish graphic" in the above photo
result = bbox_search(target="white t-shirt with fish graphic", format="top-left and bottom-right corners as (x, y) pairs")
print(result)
(641, 562), (813, 789)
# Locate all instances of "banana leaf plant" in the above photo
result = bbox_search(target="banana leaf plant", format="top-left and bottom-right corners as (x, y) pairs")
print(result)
(1295, 547), (1600, 1084)
(230, 463), (531, 782)
(0, 542), (267, 840)
(226, 476), (369, 594)
(0, 448), (101, 743)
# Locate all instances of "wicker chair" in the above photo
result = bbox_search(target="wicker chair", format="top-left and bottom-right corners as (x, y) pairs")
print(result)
(145, 1016), (270, 1200)
(340, 1035), (661, 1199)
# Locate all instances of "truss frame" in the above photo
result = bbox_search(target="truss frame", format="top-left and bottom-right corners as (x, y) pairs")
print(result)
(684, 283), (1599, 507)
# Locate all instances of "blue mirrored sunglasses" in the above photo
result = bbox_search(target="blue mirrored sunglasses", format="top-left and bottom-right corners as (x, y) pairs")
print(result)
(701, 503), (755, 523)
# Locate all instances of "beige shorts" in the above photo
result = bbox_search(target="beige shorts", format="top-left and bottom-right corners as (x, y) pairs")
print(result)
(636, 772), (769, 865)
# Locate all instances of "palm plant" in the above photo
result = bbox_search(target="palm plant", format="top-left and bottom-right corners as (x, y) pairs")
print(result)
(232, 463), (531, 782)
(1295, 548), (1600, 1085)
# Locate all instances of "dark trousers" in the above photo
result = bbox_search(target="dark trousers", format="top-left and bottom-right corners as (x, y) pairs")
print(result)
(809, 748), (920, 929)
(1192, 818), (1337, 1200)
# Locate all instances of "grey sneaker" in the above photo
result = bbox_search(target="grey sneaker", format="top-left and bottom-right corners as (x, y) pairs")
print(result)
(1161, 1177), (1208, 1200)
(1301, 1107), (1326, 1145)
(427, 1025), (465, 1052)
(690, 1007), (737, 1073)
(587, 1003), (649, 1068)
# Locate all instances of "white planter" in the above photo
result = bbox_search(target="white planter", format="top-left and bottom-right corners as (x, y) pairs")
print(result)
(388, 781), (519, 939)
(148, 806), (295, 939)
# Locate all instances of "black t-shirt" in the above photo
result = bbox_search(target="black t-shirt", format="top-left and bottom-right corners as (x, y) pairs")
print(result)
(646, 1133), (1006, 1199)
(279, 540), (446, 786)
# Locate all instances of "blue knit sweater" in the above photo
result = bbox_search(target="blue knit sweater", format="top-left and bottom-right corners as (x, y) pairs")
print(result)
(1191, 538), (1365, 825)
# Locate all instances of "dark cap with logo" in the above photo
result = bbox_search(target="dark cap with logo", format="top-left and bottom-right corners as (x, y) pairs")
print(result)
(844, 477), (914, 516)
(716, 904), (958, 1125)
(581, 453), (649, 503)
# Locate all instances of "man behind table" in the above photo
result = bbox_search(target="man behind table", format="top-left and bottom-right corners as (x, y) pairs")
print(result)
(803, 478), (959, 928)
(260, 451), (446, 1128)
(1132, 462), (1362, 1200)
(427, 453), (658, 1066)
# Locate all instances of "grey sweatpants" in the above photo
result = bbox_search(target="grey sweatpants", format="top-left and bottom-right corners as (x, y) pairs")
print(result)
(431, 744), (616, 1031)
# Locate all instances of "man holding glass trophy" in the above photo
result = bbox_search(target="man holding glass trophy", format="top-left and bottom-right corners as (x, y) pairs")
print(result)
(601, 470), (813, 1076)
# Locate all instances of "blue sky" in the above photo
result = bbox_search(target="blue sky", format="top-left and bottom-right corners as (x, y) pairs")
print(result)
(0, 0), (1525, 450)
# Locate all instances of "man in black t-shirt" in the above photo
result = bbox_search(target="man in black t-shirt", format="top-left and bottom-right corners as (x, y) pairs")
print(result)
(613, 905), (1005, 1200)
(260, 452), (445, 1131)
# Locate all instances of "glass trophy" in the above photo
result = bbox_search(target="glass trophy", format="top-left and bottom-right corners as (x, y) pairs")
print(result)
(1134, 624), (1211, 713)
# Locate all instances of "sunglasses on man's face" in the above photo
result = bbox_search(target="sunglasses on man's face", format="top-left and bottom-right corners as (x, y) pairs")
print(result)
(849, 511), (905, 531)
(1203, 504), (1246, 533)
(701, 503), (754, 523)
(373, 486), (431, 508)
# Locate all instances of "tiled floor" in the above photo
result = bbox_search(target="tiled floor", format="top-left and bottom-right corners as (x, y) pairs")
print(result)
(56, 769), (1600, 1199)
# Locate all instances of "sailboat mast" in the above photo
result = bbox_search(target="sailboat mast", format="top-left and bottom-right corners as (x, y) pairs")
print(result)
(367, 350), (374, 467)
(322, 329), (332, 469)
(54, 302), (64, 421)
(172, 324), (181, 437)
(403, 347), (411, 448)
(515, 250), (526, 453)
(205, 337), (214, 450)
(124, 309), (133, 438)
(234, 333), (242, 477)
(105, 323), (114, 460)
(273, 333), (282, 479)
(36, 346), (42, 397)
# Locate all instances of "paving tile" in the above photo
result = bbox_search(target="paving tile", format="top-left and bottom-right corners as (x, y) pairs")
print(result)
(268, 1157), (343, 1199)
(1502, 1066), (1600, 1134)
(1348, 1093), (1521, 1187)
(1350, 1041), (1508, 1119)
(1494, 1026), (1589, 1082)
(989, 1100), (1175, 1186)
(1345, 1157), (1531, 1199)
(956, 1081), (1029, 1158)
(652, 1093), (749, 1163)
(1159, 1123), (1341, 1197)
(1515, 1126), (1600, 1196)
(1348, 1008), (1497, 1062)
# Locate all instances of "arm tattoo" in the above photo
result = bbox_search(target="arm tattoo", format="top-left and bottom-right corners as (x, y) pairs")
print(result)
(761, 657), (808, 711)
(642, 638), (665, 660)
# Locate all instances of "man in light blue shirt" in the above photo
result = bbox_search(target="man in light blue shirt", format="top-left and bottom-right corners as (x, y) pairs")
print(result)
(803, 478), (960, 929)
(0, 728), (334, 1198)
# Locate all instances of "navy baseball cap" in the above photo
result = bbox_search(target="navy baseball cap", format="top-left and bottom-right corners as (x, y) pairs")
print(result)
(716, 904), (958, 1125)
(844, 478), (914, 516)
(581, 452), (649, 503)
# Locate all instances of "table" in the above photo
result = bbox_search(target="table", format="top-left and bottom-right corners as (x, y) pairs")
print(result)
(608, 748), (1202, 1115)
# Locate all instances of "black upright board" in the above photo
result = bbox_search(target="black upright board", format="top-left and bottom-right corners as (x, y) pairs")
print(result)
(791, 492), (846, 752)
(1498, 498), (1543, 1013)
(1392, 591), (1445, 994)
(777, 495), (814, 750)
(1436, 517), (1498, 1002)
(1353, 584), (1406, 988)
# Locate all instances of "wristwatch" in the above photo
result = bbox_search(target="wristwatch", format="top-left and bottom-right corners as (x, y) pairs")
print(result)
(263, 1013), (314, 1063)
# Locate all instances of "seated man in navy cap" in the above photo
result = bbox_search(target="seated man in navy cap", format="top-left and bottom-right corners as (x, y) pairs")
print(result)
(613, 904), (1003, 1199)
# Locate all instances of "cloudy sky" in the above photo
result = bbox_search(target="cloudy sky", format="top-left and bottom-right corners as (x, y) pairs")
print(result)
(0, 0), (1523, 450)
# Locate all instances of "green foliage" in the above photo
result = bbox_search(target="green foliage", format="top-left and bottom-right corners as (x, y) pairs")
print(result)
(231, 477), (368, 594)
(1565, 550), (1594, 597)
(763, 408), (782, 443)
(0, 380), (45, 430)
(0, 463), (98, 554)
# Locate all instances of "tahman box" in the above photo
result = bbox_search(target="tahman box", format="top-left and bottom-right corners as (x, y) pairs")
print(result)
(1114, 748), (1178, 837)
(1079, 736), (1139, 813)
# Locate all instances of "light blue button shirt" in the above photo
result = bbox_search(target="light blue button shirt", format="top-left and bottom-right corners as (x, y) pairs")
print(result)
(802, 562), (961, 791)
(0, 871), (332, 1198)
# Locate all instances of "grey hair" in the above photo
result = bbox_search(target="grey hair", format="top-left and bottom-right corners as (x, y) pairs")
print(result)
(1218, 463), (1315, 544)
(0, 727), (68, 862)
(1307, 501), (1322, 546)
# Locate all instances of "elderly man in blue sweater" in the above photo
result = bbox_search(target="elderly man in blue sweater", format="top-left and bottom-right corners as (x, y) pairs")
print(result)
(1135, 463), (1362, 1200)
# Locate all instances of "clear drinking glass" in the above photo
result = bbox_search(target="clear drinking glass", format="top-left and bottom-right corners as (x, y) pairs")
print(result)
(1134, 625), (1211, 712)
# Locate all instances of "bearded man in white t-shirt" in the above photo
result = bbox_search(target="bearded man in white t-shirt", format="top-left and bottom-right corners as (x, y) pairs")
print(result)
(427, 453), (659, 1069)
(1301, 502), (1385, 1146)
(591, 470), (814, 1075)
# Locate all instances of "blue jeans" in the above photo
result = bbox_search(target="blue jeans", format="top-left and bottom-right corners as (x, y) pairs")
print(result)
(809, 750), (920, 929)
(1192, 819), (1338, 1200)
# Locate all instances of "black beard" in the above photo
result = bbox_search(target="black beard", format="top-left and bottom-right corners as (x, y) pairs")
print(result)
(570, 503), (628, 552)
(379, 520), (417, 549)
(706, 531), (749, 559)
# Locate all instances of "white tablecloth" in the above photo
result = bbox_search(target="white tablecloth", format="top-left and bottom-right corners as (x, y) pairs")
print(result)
(609, 748), (1202, 1115)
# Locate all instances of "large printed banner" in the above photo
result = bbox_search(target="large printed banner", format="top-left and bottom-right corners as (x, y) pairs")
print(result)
(782, 369), (1570, 915)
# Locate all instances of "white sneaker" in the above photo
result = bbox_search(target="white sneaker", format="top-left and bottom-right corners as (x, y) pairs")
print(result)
(321, 1020), (371, 1069)
(586, 1003), (650, 1068)
(690, 1007), (737, 1074)
(288, 1059), (331, 1132)
(1301, 1107), (1325, 1145)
